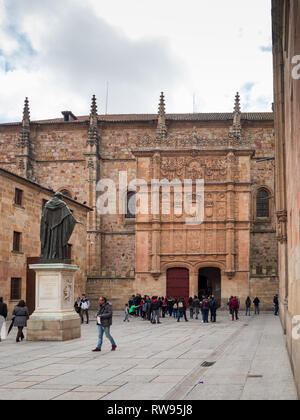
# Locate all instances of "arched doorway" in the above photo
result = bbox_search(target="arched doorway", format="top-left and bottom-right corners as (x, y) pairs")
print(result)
(167, 268), (189, 303)
(198, 267), (221, 304)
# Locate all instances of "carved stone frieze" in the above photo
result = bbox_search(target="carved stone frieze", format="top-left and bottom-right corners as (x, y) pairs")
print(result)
(160, 156), (228, 181)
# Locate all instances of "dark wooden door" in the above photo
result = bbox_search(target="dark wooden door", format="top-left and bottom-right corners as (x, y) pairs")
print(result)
(26, 257), (39, 315)
(167, 268), (189, 303)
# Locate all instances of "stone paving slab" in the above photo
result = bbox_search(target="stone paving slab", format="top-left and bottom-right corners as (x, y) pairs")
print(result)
(0, 312), (298, 400)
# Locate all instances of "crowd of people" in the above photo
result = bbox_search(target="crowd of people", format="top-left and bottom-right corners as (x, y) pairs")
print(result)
(227, 294), (280, 320)
(125, 294), (219, 324)
(0, 292), (280, 349)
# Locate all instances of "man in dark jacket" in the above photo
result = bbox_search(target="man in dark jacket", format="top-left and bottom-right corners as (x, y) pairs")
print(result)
(209, 295), (217, 323)
(92, 297), (117, 352)
(150, 297), (161, 324)
(273, 294), (279, 316)
(253, 297), (260, 315)
(177, 298), (188, 322)
(0, 297), (8, 342)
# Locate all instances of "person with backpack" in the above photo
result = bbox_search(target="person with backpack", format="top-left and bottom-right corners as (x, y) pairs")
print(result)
(202, 296), (210, 323)
(209, 295), (217, 323)
(245, 297), (251, 316)
(177, 297), (188, 322)
(80, 294), (90, 324)
(253, 297), (260, 315)
(230, 296), (239, 321)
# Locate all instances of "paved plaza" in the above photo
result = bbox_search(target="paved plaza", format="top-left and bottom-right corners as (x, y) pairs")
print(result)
(0, 312), (298, 400)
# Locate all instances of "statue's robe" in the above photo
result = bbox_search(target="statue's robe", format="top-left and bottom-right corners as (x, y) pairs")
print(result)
(40, 197), (77, 261)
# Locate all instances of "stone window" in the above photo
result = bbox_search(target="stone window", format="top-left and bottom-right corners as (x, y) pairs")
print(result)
(14, 188), (23, 206)
(10, 278), (21, 300)
(256, 189), (270, 218)
(126, 191), (136, 218)
(13, 231), (22, 252)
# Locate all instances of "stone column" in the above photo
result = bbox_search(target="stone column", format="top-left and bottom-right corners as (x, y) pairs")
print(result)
(225, 152), (236, 277)
(27, 264), (81, 341)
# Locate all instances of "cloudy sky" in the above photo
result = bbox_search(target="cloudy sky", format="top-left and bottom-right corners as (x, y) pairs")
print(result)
(0, 0), (273, 123)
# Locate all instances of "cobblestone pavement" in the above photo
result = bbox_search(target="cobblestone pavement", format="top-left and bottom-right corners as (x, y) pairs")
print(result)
(0, 312), (298, 400)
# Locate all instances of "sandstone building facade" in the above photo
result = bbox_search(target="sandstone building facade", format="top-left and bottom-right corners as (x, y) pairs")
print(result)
(0, 93), (278, 309)
(272, 0), (300, 397)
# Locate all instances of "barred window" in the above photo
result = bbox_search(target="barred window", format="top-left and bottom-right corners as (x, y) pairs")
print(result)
(11, 278), (22, 300)
(256, 189), (269, 218)
(126, 191), (136, 218)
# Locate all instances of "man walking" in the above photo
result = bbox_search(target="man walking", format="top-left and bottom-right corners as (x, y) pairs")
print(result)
(0, 297), (8, 342)
(93, 297), (117, 352)
(273, 294), (279, 316)
(80, 294), (90, 324)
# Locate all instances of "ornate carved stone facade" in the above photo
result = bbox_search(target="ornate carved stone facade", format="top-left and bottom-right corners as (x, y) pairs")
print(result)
(0, 93), (277, 309)
(272, 0), (300, 397)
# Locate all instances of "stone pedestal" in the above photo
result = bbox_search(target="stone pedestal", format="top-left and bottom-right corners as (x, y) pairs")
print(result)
(27, 264), (81, 341)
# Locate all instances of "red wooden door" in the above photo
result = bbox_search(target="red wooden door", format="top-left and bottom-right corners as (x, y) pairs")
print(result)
(167, 268), (189, 303)
(26, 257), (39, 315)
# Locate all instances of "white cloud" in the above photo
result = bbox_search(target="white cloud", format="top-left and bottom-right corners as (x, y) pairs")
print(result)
(0, 0), (273, 123)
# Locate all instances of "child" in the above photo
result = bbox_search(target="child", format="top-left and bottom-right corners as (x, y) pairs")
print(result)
(124, 304), (130, 322)
(129, 304), (140, 317)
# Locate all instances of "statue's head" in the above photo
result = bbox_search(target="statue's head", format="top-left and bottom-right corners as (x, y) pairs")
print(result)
(54, 192), (63, 200)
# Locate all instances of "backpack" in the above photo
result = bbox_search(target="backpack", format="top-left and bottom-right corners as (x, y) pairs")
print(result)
(178, 301), (184, 309)
(173, 303), (178, 309)
(203, 299), (209, 309)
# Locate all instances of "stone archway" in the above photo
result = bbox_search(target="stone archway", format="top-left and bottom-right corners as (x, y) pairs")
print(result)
(198, 267), (221, 305)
